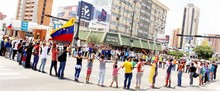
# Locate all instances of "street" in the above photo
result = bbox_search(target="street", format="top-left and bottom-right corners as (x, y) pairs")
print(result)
(0, 55), (220, 91)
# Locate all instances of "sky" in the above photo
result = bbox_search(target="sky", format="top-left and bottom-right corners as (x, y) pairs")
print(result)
(0, 0), (220, 36)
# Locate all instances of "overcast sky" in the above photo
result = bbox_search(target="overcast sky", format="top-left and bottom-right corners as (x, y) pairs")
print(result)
(0, 0), (220, 36)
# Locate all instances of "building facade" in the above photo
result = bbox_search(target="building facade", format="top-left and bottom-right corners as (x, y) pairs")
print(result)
(170, 28), (180, 48)
(109, 0), (168, 40)
(16, 0), (53, 26)
(179, 3), (200, 49)
(0, 12), (6, 20)
(206, 34), (220, 53)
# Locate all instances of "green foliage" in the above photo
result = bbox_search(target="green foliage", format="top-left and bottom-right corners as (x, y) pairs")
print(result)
(193, 45), (214, 60)
(87, 34), (100, 44)
(168, 50), (184, 59)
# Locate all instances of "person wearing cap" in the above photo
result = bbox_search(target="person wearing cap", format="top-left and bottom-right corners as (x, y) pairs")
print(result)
(121, 56), (133, 89)
(72, 52), (88, 82)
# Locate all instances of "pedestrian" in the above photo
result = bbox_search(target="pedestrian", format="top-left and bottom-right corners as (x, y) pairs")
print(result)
(49, 43), (58, 76)
(199, 62), (205, 86)
(110, 61), (120, 88)
(173, 58), (177, 71)
(210, 62), (215, 81)
(25, 43), (33, 68)
(135, 58), (144, 89)
(11, 39), (18, 60)
(72, 52), (88, 82)
(86, 54), (95, 83)
(189, 63), (196, 85)
(22, 47), (27, 67)
(212, 61), (218, 80)
(97, 56), (107, 86)
(57, 45), (68, 79)
(149, 59), (158, 88)
(0, 36), (5, 56)
(32, 42), (40, 70)
(121, 57), (133, 89)
(204, 62), (209, 83)
(177, 61), (184, 87)
(5, 38), (11, 58)
(38, 43), (49, 73)
(185, 59), (191, 73)
(165, 59), (173, 87)
(17, 41), (23, 65)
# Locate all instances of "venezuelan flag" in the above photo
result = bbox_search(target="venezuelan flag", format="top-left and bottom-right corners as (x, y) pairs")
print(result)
(50, 17), (76, 42)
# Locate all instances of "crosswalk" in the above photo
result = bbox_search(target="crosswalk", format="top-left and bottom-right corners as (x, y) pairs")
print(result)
(0, 66), (29, 80)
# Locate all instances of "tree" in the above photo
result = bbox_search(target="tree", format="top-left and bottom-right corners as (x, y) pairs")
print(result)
(87, 34), (100, 44)
(193, 45), (214, 60)
(168, 50), (184, 59)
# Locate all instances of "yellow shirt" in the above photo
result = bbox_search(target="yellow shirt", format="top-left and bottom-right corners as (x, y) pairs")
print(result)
(123, 61), (133, 73)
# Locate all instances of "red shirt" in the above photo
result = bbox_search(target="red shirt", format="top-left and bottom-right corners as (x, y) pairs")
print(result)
(33, 45), (40, 56)
(137, 62), (144, 72)
(52, 48), (58, 61)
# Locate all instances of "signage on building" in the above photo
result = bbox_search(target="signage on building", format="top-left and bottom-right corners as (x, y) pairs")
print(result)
(104, 33), (119, 45)
(21, 21), (28, 31)
(78, 1), (94, 21)
(157, 35), (169, 43)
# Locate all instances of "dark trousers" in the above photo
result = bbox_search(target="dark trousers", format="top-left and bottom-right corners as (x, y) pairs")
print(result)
(204, 73), (209, 83)
(50, 61), (57, 75)
(58, 61), (66, 78)
(124, 73), (132, 89)
(75, 66), (82, 80)
(214, 71), (217, 80)
(32, 55), (39, 70)
(25, 54), (32, 68)
(12, 50), (17, 60)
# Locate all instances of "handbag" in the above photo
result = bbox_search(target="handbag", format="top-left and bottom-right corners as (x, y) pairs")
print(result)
(193, 73), (199, 78)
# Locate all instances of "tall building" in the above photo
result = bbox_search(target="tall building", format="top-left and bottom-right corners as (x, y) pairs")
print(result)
(16, 0), (53, 26)
(0, 12), (6, 20)
(170, 28), (180, 48)
(109, 0), (168, 40)
(179, 3), (200, 49)
(149, 0), (169, 40)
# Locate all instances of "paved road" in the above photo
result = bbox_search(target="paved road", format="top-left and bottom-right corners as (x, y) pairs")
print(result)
(1, 55), (220, 91)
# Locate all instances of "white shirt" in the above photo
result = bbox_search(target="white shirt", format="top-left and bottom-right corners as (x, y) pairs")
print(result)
(41, 46), (49, 59)
(12, 40), (18, 50)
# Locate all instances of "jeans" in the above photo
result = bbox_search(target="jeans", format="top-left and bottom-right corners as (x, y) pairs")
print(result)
(58, 61), (66, 78)
(214, 71), (217, 80)
(190, 72), (194, 85)
(32, 55), (39, 70)
(75, 65), (82, 80)
(98, 69), (106, 85)
(39, 58), (47, 72)
(136, 72), (143, 87)
(12, 50), (17, 60)
(50, 61), (57, 75)
(124, 73), (132, 89)
(9, 47), (13, 59)
(17, 53), (21, 62)
(173, 64), (176, 71)
(178, 71), (183, 86)
(121, 56), (124, 61)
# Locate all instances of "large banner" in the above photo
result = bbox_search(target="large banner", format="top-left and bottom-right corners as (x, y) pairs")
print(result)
(57, 6), (77, 20)
(77, 1), (94, 21)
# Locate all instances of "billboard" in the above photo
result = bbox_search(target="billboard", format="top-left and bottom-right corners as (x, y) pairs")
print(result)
(77, 1), (94, 21)
(57, 6), (78, 20)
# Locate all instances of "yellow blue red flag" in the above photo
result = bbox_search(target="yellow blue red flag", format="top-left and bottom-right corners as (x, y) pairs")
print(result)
(50, 17), (76, 42)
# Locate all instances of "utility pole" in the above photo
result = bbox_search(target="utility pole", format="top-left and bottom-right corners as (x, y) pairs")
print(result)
(129, 0), (138, 51)
(74, 0), (83, 47)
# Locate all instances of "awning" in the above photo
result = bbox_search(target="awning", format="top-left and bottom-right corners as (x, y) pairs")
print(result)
(121, 35), (130, 46)
(79, 31), (90, 40)
(141, 40), (150, 49)
(89, 31), (105, 42)
(132, 38), (141, 48)
(104, 33), (120, 45)
(149, 42), (155, 50)
(156, 43), (163, 51)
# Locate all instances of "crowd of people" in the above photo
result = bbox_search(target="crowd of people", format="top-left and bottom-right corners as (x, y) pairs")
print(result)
(0, 36), (218, 90)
